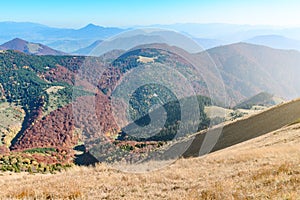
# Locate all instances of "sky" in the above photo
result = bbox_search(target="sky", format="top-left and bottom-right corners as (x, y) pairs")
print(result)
(1, 0), (300, 28)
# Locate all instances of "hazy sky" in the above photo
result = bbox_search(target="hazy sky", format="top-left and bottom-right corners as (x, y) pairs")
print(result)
(2, 0), (300, 28)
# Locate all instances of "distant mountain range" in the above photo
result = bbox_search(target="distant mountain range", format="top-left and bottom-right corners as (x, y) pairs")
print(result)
(2, 22), (300, 54)
(83, 29), (205, 56)
(0, 22), (125, 52)
(0, 38), (66, 55)
(245, 35), (300, 51)
(73, 34), (300, 55)
(139, 23), (300, 43)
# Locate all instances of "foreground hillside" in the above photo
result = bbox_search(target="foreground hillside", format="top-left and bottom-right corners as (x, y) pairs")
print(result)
(181, 97), (300, 158)
(0, 121), (299, 199)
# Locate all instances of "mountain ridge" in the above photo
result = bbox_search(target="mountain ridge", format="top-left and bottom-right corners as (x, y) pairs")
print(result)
(0, 22), (126, 53)
(205, 42), (300, 103)
(2, 21), (300, 54)
(245, 34), (300, 51)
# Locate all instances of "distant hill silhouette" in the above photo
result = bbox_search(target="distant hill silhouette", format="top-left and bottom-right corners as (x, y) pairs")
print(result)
(245, 35), (300, 51)
(73, 40), (103, 55)
(234, 92), (284, 109)
(206, 42), (300, 104)
(0, 38), (66, 55)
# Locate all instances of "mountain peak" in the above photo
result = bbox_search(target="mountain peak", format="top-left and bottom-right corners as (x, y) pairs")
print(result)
(80, 23), (102, 30)
(10, 37), (28, 43)
(86, 23), (97, 27)
(0, 38), (29, 50)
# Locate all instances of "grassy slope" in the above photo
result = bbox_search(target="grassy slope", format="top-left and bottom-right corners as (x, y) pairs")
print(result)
(0, 114), (299, 199)
(233, 92), (284, 109)
(204, 105), (264, 121)
(0, 103), (25, 147)
(182, 98), (300, 157)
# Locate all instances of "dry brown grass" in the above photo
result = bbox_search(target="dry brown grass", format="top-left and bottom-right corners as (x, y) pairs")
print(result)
(137, 56), (156, 63)
(45, 86), (65, 94)
(0, 122), (299, 199)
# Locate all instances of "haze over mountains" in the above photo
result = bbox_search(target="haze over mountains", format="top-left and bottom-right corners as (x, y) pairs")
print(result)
(0, 22), (125, 52)
(207, 42), (300, 101)
(2, 22), (300, 54)
(245, 35), (300, 51)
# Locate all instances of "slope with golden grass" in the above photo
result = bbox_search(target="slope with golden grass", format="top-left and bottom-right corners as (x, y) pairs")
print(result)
(183, 98), (300, 158)
(0, 119), (299, 199)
